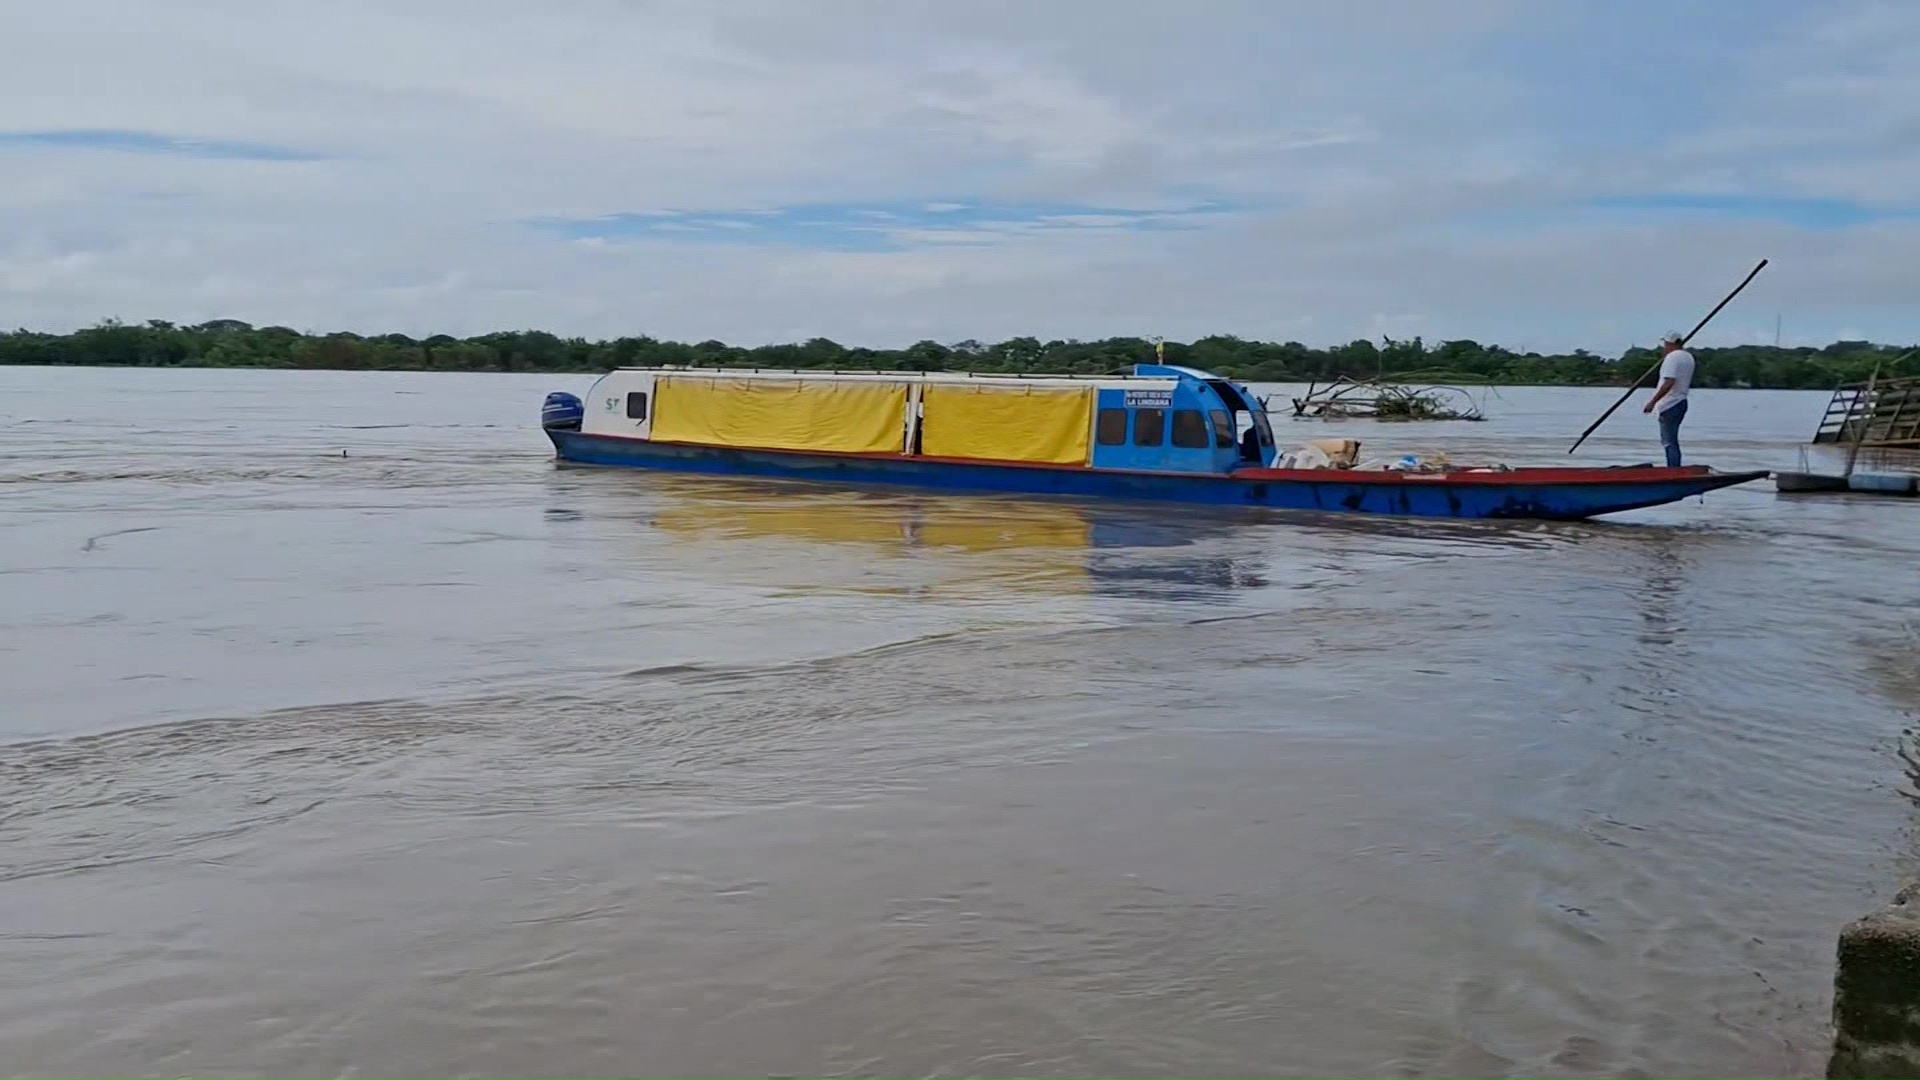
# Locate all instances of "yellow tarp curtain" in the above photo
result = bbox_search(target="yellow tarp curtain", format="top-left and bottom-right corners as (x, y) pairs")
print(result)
(920, 384), (1093, 466)
(651, 376), (908, 455)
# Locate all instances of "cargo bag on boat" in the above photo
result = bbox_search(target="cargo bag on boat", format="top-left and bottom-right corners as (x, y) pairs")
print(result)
(920, 384), (1093, 466)
(651, 376), (910, 455)
(1277, 438), (1361, 469)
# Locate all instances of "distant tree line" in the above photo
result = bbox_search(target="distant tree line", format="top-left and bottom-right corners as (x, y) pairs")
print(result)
(2, 318), (1913, 389)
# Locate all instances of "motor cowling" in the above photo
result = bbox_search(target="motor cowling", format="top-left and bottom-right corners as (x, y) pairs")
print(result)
(542, 391), (584, 431)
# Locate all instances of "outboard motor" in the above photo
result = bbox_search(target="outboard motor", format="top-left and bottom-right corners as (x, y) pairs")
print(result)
(542, 391), (584, 431)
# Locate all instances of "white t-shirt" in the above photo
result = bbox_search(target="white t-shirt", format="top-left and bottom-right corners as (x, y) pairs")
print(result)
(1657, 348), (1694, 412)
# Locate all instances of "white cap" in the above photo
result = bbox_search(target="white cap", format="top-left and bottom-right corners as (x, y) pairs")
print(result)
(1660, 331), (1683, 344)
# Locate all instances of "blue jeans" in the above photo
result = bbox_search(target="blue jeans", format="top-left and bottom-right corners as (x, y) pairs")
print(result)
(1658, 398), (1688, 467)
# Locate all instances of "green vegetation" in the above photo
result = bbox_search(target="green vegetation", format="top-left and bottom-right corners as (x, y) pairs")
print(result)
(3, 319), (1915, 389)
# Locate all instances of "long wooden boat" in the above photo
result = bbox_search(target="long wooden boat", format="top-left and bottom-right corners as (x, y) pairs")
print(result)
(540, 362), (1767, 520)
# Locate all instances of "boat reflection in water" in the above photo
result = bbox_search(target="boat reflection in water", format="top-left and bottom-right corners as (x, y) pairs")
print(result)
(631, 474), (1275, 603)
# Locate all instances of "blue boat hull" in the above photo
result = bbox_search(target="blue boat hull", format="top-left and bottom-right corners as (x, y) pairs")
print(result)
(547, 430), (1764, 520)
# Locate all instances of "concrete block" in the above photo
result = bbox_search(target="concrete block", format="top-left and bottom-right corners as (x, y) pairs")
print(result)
(1830, 883), (1920, 1078)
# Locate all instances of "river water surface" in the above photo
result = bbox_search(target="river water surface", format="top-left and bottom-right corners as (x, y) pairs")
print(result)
(3, 367), (1918, 1078)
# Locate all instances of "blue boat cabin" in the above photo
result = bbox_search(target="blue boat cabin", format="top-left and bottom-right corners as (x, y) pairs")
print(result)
(1090, 364), (1277, 473)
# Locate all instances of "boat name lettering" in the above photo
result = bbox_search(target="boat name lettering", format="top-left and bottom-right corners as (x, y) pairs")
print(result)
(1123, 390), (1174, 408)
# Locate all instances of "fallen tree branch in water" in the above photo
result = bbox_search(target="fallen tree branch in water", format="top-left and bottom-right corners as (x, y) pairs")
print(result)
(1288, 375), (1490, 422)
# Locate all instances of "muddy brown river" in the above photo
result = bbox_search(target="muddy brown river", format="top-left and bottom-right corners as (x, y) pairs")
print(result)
(3, 367), (1917, 1077)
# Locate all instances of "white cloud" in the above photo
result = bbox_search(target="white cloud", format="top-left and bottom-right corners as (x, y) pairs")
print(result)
(1, 0), (1918, 351)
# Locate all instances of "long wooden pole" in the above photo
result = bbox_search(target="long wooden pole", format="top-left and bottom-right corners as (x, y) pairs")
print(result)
(1566, 257), (1769, 455)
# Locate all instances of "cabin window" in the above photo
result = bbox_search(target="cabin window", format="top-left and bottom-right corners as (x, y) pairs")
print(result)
(1208, 409), (1235, 448)
(626, 392), (649, 420)
(1133, 408), (1166, 446)
(1170, 409), (1210, 448)
(1095, 408), (1129, 446)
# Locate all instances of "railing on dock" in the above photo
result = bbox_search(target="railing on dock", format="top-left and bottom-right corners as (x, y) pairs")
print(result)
(1812, 375), (1920, 449)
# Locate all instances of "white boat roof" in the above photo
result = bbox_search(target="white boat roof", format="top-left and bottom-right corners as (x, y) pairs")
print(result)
(609, 365), (1182, 390)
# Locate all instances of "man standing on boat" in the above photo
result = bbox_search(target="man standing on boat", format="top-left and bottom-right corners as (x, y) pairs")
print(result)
(1642, 331), (1695, 467)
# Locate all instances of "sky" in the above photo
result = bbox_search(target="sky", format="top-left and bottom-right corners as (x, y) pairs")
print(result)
(2, 0), (1918, 353)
